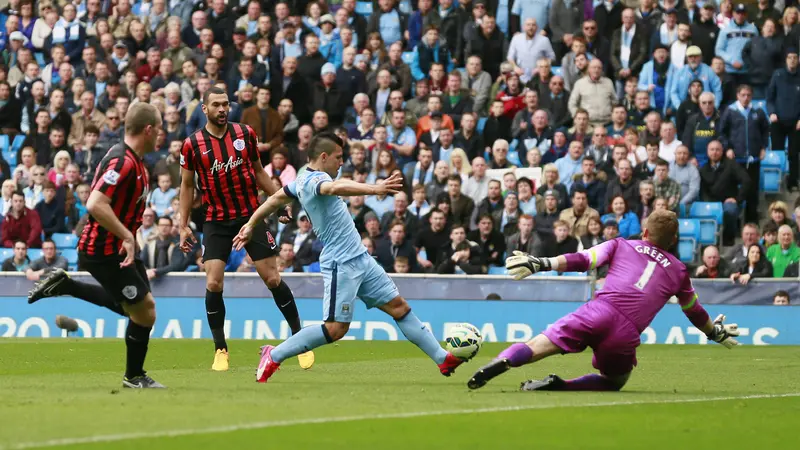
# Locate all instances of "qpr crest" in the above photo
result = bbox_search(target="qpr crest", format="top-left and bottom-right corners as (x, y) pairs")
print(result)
(233, 139), (246, 151)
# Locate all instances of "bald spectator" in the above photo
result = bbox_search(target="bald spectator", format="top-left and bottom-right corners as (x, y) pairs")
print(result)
(725, 223), (762, 268)
(463, 157), (490, 204)
(461, 56), (492, 115)
(767, 225), (800, 277)
(699, 140), (751, 246)
(694, 245), (733, 279)
(569, 59), (616, 126)
(507, 18), (555, 83)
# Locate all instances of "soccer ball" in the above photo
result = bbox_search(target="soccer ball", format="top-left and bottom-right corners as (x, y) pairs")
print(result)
(445, 323), (483, 361)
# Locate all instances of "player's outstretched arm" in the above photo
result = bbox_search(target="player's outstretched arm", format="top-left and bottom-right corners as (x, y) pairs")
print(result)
(505, 241), (616, 280)
(319, 172), (404, 197)
(178, 168), (197, 253)
(677, 279), (740, 348)
(233, 188), (293, 250)
(86, 191), (136, 267)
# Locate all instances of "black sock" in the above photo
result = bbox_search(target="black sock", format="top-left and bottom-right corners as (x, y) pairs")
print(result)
(270, 280), (301, 334)
(125, 320), (151, 379)
(205, 289), (227, 350)
(62, 279), (127, 316)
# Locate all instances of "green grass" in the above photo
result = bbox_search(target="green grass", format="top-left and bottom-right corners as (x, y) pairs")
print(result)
(1, 340), (799, 449)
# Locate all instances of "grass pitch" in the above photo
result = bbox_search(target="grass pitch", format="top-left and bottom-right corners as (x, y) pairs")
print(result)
(1, 340), (799, 450)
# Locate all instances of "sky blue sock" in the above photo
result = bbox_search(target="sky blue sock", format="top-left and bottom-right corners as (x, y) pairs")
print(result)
(396, 311), (448, 364)
(271, 324), (331, 363)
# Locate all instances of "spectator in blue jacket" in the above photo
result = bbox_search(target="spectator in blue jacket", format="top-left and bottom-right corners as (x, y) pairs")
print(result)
(766, 49), (800, 191)
(410, 25), (453, 81)
(366, 0), (407, 47)
(601, 194), (641, 238)
(669, 46), (722, 112)
(715, 4), (758, 85)
(407, 0), (437, 52)
(719, 84), (769, 223)
(637, 44), (674, 114)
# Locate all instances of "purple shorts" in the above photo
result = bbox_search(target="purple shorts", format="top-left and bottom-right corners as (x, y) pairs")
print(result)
(543, 300), (640, 377)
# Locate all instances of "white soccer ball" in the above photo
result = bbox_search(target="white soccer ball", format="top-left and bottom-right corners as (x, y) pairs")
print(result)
(445, 323), (483, 361)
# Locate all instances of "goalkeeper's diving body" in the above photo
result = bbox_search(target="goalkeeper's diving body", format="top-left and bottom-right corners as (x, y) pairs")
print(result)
(468, 210), (740, 391)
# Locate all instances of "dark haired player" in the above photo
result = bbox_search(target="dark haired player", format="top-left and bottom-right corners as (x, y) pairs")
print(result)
(27, 103), (165, 388)
(178, 86), (311, 371)
(231, 133), (465, 383)
(468, 210), (740, 392)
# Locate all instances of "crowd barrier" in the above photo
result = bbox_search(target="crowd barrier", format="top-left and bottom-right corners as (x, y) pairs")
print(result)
(0, 274), (797, 344)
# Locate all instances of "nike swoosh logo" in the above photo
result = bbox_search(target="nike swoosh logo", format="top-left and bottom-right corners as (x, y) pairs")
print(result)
(279, 302), (292, 308)
(207, 311), (219, 315)
(201, 149), (212, 155)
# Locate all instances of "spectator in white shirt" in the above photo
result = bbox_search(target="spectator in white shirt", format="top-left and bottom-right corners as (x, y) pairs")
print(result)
(658, 121), (682, 162)
(507, 18), (556, 84)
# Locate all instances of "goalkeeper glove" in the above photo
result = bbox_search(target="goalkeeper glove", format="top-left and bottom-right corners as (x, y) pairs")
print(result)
(706, 314), (740, 349)
(505, 251), (551, 280)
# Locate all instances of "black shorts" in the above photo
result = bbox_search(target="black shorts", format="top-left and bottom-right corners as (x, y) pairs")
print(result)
(78, 253), (152, 305)
(202, 218), (278, 263)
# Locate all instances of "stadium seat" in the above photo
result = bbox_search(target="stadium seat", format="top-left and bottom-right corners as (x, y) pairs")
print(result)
(185, 265), (199, 272)
(507, 150), (521, 167)
(10, 134), (25, 155)
(477, 117), (487, 134)
(28, 249), (43, 260)
(762, 150), (786, 169)
(60, 249), (78, 265)
(303, 262), (321, 273)
(679, 203), (687, 218)
(761, 151), (785, 193)
(402, 52), (414, 65)
(552, 66), (562, 77)
(51, 233), (78, 249)
(354, 1), (373, 16)
(0, 248), (13, 260)
(678, 218), (700, 263)
(487, 266), (506, 275)
(689, 202), (722, 245)
(561, 271), (588, 276)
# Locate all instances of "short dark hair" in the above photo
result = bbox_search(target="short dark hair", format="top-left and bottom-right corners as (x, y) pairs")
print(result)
(645, 139), (659, 148)
(478, 213), (494, 224)
(775, 290), (790, 303)
(655, 158), (669, 168)
(571, 185), (587, 198)
(203, 86), (227, 104)
(307, 132), (344, 160)
(447, 174), (462, 184)
(11, 190), (25, 200)
(85, 124), (100, 135)
(42, 180), (56, 190)
(517, 177), (533, 191)
(158, 216), (173, 226)
(42, 238), (56, 248)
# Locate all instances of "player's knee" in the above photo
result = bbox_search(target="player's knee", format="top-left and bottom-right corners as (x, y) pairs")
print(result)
(383, 296), (411, 320)
(263, 272), (281, 289)
(324, 322), (350, 341)
(206, 278), (224, 292)
(607, 372), (631, 391)
(128, 296), (156, 327)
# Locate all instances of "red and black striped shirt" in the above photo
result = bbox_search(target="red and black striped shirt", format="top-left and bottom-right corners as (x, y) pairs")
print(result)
(180, 122), (261, 222)
(79, 144), (150, 257)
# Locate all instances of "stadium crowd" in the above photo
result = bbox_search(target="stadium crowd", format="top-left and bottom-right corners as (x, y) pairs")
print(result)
(0, 0), (800, 281)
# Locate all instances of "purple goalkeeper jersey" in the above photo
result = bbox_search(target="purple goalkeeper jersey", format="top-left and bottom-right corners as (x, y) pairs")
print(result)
(568, 238), (698, 333)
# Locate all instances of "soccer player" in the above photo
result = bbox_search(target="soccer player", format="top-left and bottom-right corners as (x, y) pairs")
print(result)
(178, 86), (311, 371)
(468, 209), (740, 391)
(27, 103), (166, 388)
(231, 133), (465, 383)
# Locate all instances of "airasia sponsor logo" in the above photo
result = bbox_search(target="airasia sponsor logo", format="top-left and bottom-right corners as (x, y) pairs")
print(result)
(211, 156), (244, 174)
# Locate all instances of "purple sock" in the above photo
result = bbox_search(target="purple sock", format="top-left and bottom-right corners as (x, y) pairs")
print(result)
(497, 343), (533, 367)
(563, 374), (621, 391)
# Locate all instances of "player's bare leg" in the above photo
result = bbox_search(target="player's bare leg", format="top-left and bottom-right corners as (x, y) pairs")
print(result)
(468, 334), (562, 390)
(252, 256), (313, 369)
(204, 260), (230, 371)
(378, 296), (461, 376)
(121, 295), (165, 389)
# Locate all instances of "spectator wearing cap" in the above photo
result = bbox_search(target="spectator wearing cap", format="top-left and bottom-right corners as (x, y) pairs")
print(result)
(767, 49), (800, 191)
(317, 14), (338, 61)
(670, 45), (723, 113)
(110, 40), (131, 74)
(44, 4), (85, 63)
(366, 0), (407, 47)
(650, 7), (679, 52)
(715, 3), (758, 86)
(611, 8), (648, 97)
(466, 12), (506, 79)
(692, 4), (720, 66)
(569, 59), (616, 126)
(507, 18), (555, 84)
(637, 44), (674, 114)
(742, 18), (783, 98)
(311, 63), (347, 126)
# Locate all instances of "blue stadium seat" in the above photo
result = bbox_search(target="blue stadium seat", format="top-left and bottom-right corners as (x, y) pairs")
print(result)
(761, 166), (782, 193)
(689, 202), (722, 245)
(28, 249), (43, 260)
(354, 1), (373, 16)
(303, 262), (321, 273)
(0, 248), (13, 261)
(487, 266), (506, 275)
(679, 203), (687, 218)
(60, 249), (78, 264)
(477, 117), (487, 134)
(402, 52), (414, 65)
(185, 265), (199, 272)
(507, 150), (521, 166)
(11, 134), (25, 155)
(561, 271), (588, 276)
(51, 233), (78, 249)
(552, 66), (562, 77)
(678, 218), (700, 263)
(762, 150), (786, 169)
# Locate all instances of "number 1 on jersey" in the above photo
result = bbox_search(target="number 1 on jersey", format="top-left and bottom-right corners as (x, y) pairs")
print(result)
(634, 261), (657, 290)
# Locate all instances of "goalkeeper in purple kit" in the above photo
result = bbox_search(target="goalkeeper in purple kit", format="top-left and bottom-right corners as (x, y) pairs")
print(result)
(468, 210), (740, 392)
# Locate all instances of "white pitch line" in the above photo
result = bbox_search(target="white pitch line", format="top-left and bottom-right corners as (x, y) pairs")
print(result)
(4, 392), (799, 450)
